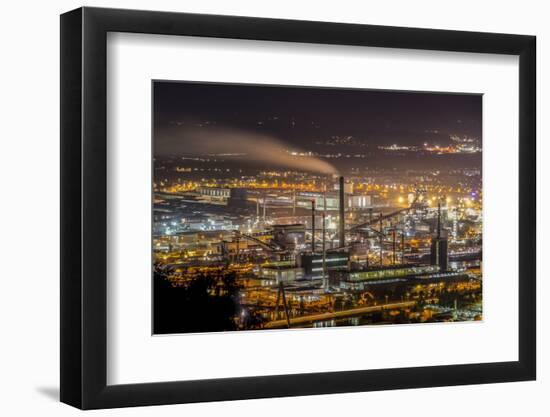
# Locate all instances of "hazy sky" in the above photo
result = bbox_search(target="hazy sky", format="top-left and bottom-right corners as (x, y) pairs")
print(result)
(155, 81), (481, 142)
(153, 81), (482, 173)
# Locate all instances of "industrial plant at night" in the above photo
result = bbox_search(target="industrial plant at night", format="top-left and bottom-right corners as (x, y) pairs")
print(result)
(152, 81), (482, 334)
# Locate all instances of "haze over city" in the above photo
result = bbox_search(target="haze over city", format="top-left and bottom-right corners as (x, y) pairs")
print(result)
(152, 81), (482, 334)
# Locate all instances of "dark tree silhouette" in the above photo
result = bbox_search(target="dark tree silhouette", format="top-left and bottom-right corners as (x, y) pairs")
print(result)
(153, 268), (241, 334)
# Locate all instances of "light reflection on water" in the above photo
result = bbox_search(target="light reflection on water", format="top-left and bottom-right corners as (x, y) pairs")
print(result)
(311, 299), (482, 328)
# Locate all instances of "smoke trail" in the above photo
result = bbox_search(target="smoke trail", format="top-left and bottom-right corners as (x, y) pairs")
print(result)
(154, 125), (338, 175)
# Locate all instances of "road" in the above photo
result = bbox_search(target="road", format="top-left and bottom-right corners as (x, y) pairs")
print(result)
(263, 300), (417, 329)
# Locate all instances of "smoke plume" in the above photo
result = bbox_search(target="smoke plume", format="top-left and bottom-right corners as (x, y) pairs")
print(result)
(155, 125), (338, 175)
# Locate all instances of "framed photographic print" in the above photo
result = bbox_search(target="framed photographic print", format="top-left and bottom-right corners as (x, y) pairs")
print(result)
(60, 6), (536, 409)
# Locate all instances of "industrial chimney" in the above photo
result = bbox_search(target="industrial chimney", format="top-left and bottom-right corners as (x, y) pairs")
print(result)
(311, 200), (316, 253)
(339, 176), (345, 247)
(430, 202), (449, 271)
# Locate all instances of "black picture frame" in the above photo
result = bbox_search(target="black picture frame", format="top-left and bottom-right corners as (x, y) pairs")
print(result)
(60, 6), (536, 410)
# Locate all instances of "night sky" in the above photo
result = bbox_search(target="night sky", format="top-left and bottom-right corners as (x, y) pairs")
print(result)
(153, 81), (482, 173)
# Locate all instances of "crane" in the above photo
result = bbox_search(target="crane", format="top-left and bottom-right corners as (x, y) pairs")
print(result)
(348, 190), (420, 232)
(232, 230), (281, 252)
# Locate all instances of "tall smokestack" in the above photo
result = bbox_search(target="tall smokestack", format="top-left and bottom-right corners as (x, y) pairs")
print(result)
(401, 232), (405, 264)
(322, 211), (327, 289)
(379, 213), (383, 265)
(322, 186), (327, 289)
(431, 201), (448, 271)
(339, 176), (345, 247)
(311, 200), (316, 253)
(263, 195), (266, 221)
(437, 201), (441, 239)
(392, 226), (396, 265)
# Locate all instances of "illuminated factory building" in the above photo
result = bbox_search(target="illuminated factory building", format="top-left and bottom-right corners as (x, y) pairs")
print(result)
(154, 174), (482, 329)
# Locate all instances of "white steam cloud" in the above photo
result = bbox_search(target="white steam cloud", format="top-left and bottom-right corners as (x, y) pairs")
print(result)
(155, 126), (338, 175)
